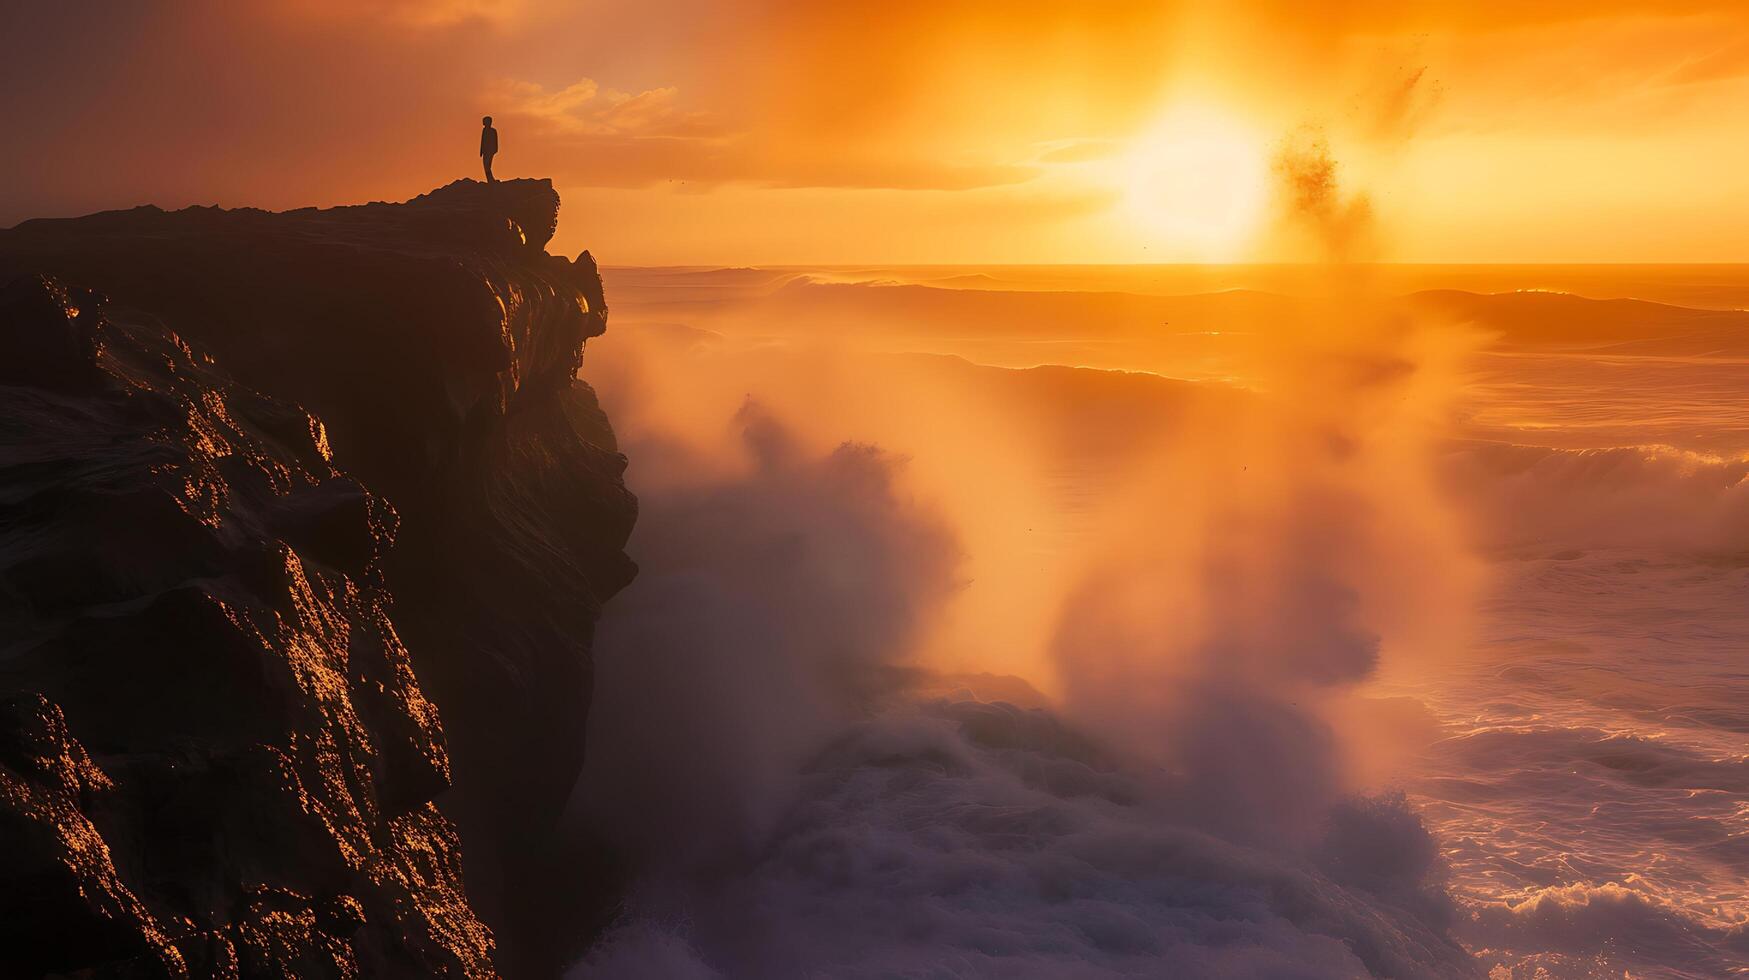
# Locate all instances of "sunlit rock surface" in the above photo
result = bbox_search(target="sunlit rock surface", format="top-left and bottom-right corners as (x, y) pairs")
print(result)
(0, 180), (637, 977)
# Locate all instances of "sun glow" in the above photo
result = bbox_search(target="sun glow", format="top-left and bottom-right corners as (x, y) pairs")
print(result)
(1117, 106), (1270, 261)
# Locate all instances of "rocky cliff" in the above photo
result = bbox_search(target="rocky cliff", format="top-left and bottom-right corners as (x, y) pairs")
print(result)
(0, 180), (637, 977)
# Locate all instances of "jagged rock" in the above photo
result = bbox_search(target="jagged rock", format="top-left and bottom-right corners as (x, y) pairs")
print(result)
(0, 693), (187, 978)
(0, 179), (614, 487)
(0, 276), (490, 976)
(0, 180), (638, 977)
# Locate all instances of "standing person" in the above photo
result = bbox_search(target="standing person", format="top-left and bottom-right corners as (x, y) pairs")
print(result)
(480, 116), (499, 183)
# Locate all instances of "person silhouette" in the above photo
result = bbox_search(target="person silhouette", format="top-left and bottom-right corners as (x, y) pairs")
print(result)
(480, 116), (499, 183)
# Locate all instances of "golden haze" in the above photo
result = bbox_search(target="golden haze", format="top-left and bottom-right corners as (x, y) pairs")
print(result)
(3, 1), (1748, 263)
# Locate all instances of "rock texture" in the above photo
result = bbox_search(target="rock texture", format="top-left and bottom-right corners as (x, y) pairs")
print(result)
(0, 180), (637, 977)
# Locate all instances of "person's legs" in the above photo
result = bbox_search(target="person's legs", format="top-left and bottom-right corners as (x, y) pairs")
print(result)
(483, 153), (496, 183)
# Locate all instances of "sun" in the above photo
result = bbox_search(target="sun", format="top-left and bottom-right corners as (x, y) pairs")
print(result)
(1118, 105), (1270, 260)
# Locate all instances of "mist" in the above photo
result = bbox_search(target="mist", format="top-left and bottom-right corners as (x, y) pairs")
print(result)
(543, 100), (1749, 969)
(561, 226), (1494, 978)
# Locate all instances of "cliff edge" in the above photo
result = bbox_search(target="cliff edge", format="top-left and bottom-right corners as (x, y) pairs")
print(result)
(0, 180), (637, 977)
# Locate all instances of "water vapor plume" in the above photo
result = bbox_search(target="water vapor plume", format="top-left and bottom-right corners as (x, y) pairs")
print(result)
(1359, 62), (1443, 144)
(573, 402), (961, 869)
(570, 254), (1487, 977)
(1044, 301), (1479, 847)
(1272, 126), (1379, 262)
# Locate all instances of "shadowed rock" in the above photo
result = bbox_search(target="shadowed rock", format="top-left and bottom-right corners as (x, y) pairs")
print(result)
(0, 180), (638, 977)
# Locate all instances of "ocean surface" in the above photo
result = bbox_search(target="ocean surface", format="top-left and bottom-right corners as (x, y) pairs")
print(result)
(574, 265), (1749, 979)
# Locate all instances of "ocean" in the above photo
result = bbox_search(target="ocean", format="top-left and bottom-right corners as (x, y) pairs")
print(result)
(571, 264), (1749, 979)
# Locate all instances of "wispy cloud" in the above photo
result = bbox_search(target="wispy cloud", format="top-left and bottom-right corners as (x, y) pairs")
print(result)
(483, 75), (1040, 192)
(1035, 139), (1125, 165)
(278, 0), (531, 29)
(486, 77), (717, 139)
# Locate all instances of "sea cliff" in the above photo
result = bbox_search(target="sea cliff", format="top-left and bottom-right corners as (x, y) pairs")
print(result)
(0, 180), (636, 977)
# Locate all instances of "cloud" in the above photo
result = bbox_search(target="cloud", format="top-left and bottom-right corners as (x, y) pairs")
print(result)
(485, 75), (1043, 191)
(1663, 36), (1749, 86)
(487, 77), (715, 139)
(1036, 139), (1126, 164)
(277, 0), (532, 29)
(1249, 0), (1749, 34)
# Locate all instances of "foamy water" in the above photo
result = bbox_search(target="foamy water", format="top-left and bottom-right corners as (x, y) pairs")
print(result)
(574, 265), (1749, 978)
(1383, 551), (1749, 977)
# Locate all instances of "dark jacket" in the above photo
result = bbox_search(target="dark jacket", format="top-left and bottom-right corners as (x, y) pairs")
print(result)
(480, 126), (498, 156)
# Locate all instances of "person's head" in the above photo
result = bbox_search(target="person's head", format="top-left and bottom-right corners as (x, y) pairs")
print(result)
(482, 115), (493, 127)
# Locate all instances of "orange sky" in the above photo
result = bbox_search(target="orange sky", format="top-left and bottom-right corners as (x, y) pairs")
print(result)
(3, 1), (1747, 264)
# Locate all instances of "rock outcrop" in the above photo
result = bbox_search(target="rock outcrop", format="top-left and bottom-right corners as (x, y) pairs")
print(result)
(0, 180), (637, 977)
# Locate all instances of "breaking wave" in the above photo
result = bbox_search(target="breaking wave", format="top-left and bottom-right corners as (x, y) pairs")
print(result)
(573, 272), (1749, 978)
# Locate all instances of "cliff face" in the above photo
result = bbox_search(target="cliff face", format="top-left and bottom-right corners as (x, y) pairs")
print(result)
(0, 180), (637, 977)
